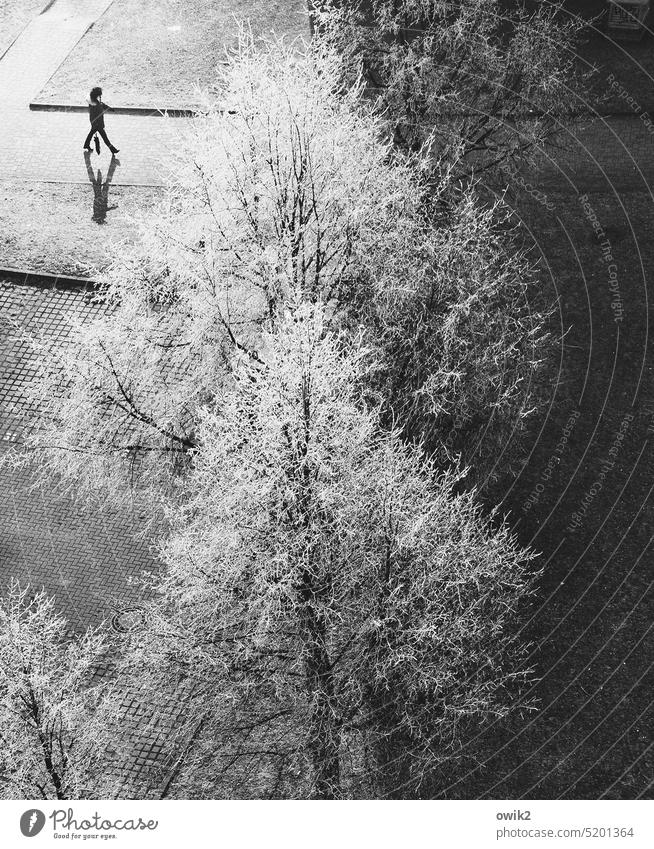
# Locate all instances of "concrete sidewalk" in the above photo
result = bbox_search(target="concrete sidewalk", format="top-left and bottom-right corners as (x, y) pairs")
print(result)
(0, 109), (181, 185)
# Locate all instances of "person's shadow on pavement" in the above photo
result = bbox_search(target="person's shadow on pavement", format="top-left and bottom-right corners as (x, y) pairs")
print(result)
(84, 151), (120, 224)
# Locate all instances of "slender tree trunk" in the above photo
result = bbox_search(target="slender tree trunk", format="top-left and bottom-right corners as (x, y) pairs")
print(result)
(303, 613), (341, 799)
(295, 373), (341, 798)
(42, 746), (66, 800)
(29, 686), (66, 799)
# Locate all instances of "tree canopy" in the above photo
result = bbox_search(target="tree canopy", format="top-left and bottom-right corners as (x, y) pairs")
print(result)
(122, 306), (536, 798)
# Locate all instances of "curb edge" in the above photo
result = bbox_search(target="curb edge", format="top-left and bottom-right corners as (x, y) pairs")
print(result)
(0, 266), (96, 290)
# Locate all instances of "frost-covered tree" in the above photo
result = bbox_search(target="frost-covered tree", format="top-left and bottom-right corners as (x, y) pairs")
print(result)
(122, 306), (536, 799)
(21, 36), (546, 502)
(315, 0), (591, 178)
(0, 583), (119, 800)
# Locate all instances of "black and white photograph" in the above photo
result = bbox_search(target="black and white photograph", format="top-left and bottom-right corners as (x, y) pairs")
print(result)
(0, 0), (652, 844)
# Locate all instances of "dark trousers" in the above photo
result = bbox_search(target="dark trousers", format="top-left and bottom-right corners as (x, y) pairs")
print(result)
(84, 125), (117, 152)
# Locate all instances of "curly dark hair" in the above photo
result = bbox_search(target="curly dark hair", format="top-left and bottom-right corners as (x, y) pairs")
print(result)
(90, 86), (102, 101)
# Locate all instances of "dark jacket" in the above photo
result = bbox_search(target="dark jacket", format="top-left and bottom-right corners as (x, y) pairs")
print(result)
(88, 99), (110, 128)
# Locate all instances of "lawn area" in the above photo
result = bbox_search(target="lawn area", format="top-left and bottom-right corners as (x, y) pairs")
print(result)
(0, 180), (163, 276)
(37, 0), (310, 107)
(0, 0), (48, 57)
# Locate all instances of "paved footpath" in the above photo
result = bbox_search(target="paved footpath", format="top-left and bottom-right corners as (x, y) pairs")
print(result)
(0, 0), (182, 186)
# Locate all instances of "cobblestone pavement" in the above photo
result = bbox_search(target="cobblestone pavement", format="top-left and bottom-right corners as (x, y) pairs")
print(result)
(0, 452), (156, 631)
(0, 280), (96, 442)
(0, 0), (182, 186)
(0, 279), (158, 631)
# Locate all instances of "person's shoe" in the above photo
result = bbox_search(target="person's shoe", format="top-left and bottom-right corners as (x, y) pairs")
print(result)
(83, 147), (91, 151)
(110, 148), (120, 155)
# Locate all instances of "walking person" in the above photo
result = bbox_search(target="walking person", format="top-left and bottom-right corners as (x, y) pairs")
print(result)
(83, 86), (119, 155)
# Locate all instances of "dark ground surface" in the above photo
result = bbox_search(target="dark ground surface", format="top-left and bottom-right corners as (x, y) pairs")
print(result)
(568, 0), (654, 115)
(0, 181), (162, 275)
(425, 179), (654, 798)
(454, 4), (654, 794)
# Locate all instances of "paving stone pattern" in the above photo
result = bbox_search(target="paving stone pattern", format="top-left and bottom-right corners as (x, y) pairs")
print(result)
(0, 280), (158, 632)
(0, 280), (95, 440)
